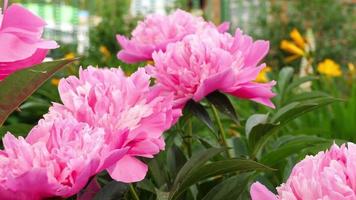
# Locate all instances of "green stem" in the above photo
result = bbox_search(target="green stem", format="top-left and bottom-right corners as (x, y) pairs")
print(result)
(129, 184), (140, 200)
(211, 104), (232, 158)
(187, 120), (193, 157)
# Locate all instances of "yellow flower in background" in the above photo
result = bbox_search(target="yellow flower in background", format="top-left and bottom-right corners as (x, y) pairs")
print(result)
(99, 45), (111, 58)
(64, 52), (75, 59)
(317, 59), (342, 77)
(51, 78), (60, 86)
(255, 66), (272, 83)
(147, 60), (154, 65)
(280, 28), (308, 63)
(280, 40), (305, 56)
(290, 28), (306, 49)
(348, 63), (355, 76)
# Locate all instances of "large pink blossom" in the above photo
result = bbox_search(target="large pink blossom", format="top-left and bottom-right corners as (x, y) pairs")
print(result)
(250, 143), (356, 200)
(0, 114), (127, 200)
(147, 27), (275, 108)
(54, 66), (179, 183)
(117, 9), (229, 63)
(0, 1), (58, 80)
(0, 67), (178, 199)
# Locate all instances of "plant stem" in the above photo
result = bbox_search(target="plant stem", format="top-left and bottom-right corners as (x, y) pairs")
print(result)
(211, 104), (232, 158)
(129, 184), (140, 200)
(187, 119), (193, 157)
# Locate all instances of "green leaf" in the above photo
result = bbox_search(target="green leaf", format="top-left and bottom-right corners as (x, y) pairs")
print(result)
(248, 123), (279, 152)
(260, 135), (329, 165)
(169, 148), (225, 200)
(201, 174), (250, 200)
(0, 58), (77, 126)
(0, 123), (33, 138)
(167, 145), (187, 179)
(184, 100), (216, 133)
(285, 91), (330, 104)
(245, 114), (279, 152)
(170, 159), (273, 200)
(136, 179), (156, 194)
(245, 114), (269, 138)
(271, 96), (341, 125)
(93, 180), (128, 200)
(278, 67), (294, 94)
(206, 91), (239, 123)
(250, 96), (340, 158)
(156, 189), (170, 200)
(285, 76), (318, 94)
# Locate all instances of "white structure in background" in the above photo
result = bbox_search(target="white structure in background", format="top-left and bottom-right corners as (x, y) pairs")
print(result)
(25, 3), (90, 54)
(77, 10), (90, 54)
(130, 0), (175, 16)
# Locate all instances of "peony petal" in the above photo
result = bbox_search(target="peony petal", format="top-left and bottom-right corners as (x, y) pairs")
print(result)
(250, 182), (278, 200)
(107, 155), (148, 183)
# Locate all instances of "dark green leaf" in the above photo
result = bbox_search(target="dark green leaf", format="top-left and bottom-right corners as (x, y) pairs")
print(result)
(136, 179), (156, 194)
(156, 189), (169, 200)
(169, 148), (225, 200)
(170, 159), (273, 200)
(167, 145), (187, 180)
(0, 58), (77, 126)
(245, 114), (269, 138)
(207, 91), (239, 123)
(260, 135), (329, 165)
(93, 180), (128, 200)
(184, 100), (216, 133)
(201, 174), (250, 200)
(0, 123), (33, 138)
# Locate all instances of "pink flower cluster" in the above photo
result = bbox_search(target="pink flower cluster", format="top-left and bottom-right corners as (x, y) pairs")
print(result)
(0, 1), (58, 80)
(250, 143), (356, 200)
(0, 67), (178, 199)
(0, 5), (275, 200)
(117, 9), (229, 63)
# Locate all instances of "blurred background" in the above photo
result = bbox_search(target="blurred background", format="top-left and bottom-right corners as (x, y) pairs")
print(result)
(2, 0), (356, 143)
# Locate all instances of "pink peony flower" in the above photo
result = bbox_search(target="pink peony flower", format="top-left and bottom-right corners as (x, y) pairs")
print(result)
(53, 66), (180, 183)
(250, 143), (356, 200)
(0, 67), (178, 199)
(0, 0), (58, 80)
(0, 115), (127, 200)
(117, 9), (229, 63)
(147, 27), (275, 108)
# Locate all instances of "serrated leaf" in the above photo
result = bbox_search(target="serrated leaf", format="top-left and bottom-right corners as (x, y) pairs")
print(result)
(169, 148), (225, 200)
(201, 174), (250, 200)
(170, 159), (273, 200)
(184, 100), (216, 133)
(93, 180), (128, 200)
(206, 91), (239, 123)
(0, 58), (77, 126)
